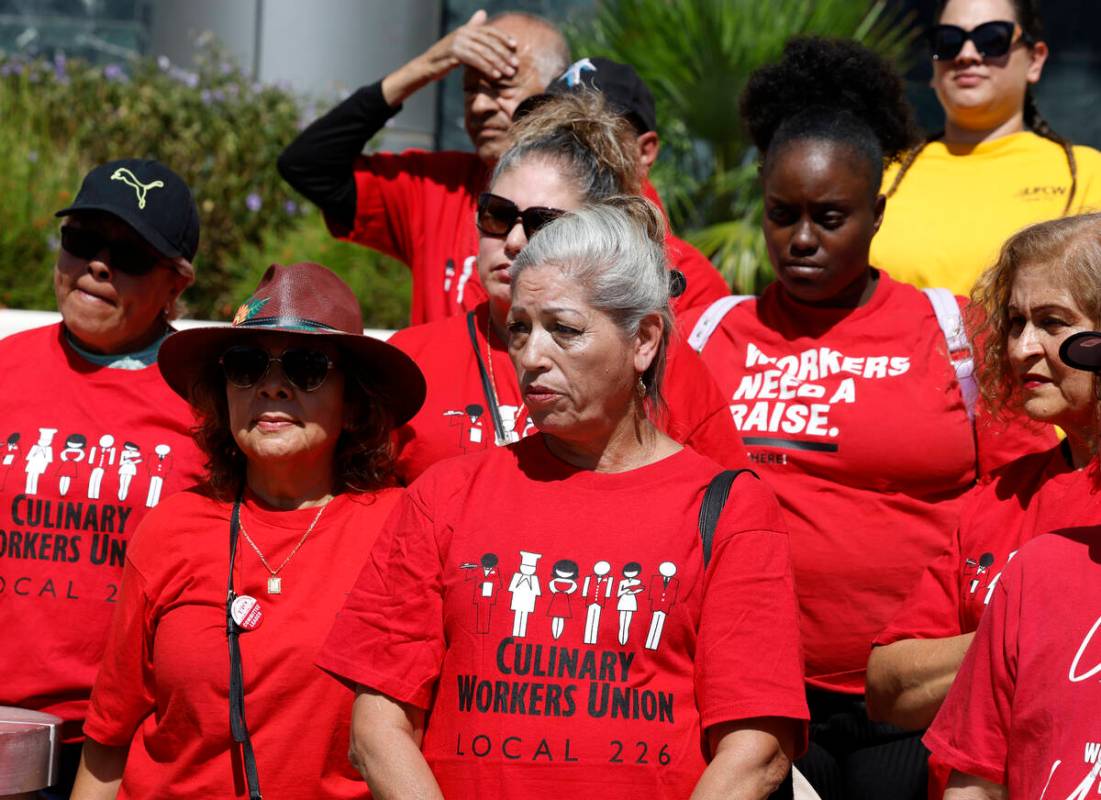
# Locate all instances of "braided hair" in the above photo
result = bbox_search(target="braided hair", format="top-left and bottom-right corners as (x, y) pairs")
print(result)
(740, 37), (920, 198)
(887, 0), (1078, 214)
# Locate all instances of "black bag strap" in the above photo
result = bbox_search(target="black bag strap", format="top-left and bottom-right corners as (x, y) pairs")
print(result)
(227, 494), (263, 800)
(697, 469), (757, 566)
(465, 310), (506, 443)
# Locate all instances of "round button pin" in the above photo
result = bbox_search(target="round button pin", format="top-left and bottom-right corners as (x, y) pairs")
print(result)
(231, 595), (264, 631)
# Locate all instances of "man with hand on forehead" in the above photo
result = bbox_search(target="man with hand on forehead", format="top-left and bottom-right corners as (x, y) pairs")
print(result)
(278, 9), (569, 325)
(513, 56), (731, 313)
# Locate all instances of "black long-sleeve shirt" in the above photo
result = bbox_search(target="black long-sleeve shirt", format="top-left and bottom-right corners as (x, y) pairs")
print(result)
(276, 80), (401, 231)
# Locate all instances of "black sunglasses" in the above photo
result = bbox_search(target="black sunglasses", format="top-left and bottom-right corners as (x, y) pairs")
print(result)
(219, 346), (335, 392)
(476, 192), (565, 239)
(59, 225), (163, 276)
(929, 20), (1031, 61)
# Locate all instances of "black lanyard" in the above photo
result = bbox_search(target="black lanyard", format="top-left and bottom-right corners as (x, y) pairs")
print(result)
(227, 494), (263, 800)
(466, 310), (507, 443)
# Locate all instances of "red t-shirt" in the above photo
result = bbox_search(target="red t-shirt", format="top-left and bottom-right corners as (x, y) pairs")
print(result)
(679, 273), (1054, 694)
(342, 148), (728, 324)
(0, 323), (205, 741)
(389, 302), (750, 484)
(874, 444), (1079, 799)
(924, 527), (1101, 797)
(84, 487), (400, 799)
(318, 437), (808, 799)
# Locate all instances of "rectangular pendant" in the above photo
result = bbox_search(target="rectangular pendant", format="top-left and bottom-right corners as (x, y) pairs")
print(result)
(267, 575), (282, 595)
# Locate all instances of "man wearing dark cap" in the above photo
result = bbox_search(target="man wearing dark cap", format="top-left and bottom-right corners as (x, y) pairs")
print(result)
(279, 10), (570, 325)
(516, 56), (731, 313)
(0, 158), (206, 798)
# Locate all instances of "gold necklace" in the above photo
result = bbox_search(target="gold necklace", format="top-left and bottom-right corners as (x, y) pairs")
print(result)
(237, 501), (328, 595)
(485, 312), (525, 446)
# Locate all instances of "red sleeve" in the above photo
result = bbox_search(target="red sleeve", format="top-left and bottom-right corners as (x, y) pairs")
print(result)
(667, 234), (730, 315)
(695, 476), (809, 753)
(83, 560), (156, 746)
(874, 532), (964, 646)
(922, 556), (1020, 785)
(662, 338), (749, 469)
(336, 151), (429, 266)
(317, 484), (446, 708)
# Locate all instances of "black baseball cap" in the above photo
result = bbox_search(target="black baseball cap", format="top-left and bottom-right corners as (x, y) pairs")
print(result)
(514, 56), (658, 134)
(55, 158), (200, 261)
(1060, 331), (1101, 372)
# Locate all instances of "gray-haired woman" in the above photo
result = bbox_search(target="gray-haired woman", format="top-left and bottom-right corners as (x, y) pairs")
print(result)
(318, 197), (808, 800)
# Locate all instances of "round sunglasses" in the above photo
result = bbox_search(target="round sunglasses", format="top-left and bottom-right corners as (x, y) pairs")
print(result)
(929, 20), (1031, 61)
(476, 192), (565, 239)
(60, 225), (163, 276)
(219, 346), (336, 392)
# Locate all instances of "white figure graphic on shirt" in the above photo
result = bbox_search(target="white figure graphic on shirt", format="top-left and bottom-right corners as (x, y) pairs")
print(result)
(582, 560), (614, 645)
(57, 433), (87, 496)
(497, 405), (524, 445)
(24, 427), (57, 495)
(145, 444), (172, 507)
(546, 559), (579, 640)
(508, 550), (542, 638)
(117, 441), (142, 501)
(1, 433), (21, 491)
(87, 434), (116, 500)
(616, 562), (645, 645)
(645, 562), (680, 651)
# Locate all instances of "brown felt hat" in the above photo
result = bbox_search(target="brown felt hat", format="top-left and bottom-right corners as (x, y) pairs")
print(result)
(158, 262), (425, 425)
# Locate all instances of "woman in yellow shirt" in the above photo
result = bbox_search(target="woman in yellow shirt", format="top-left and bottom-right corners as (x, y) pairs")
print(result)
(871, 0), (1101, 295)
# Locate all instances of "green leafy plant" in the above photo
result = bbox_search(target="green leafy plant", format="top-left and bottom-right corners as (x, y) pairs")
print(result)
(568, 0), (918, 292)
(0, 38), (360, 319)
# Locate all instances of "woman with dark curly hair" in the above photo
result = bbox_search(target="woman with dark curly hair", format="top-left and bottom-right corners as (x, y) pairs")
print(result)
(71, 262), (426, 800)
(681, 37), (1053, 800)
(872, 0), (1101, 296)
(867, 211), (1101, 799)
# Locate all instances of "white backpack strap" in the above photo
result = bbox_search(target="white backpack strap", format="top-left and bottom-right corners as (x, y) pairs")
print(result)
(687, 295), (754, 353)
(923, 287), (978, 420)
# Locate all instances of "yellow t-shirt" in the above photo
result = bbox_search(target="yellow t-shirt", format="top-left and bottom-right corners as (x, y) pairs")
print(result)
(871, 131), (1101, 296)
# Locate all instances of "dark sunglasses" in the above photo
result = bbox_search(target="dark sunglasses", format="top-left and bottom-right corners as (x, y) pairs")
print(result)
(219, 346), (335, 392)
(476, 192), (565, 239)
(929, 20), (1031, 61)
(59, 225), (163, 276)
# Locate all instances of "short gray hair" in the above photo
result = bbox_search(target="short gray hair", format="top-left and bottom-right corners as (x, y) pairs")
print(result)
(488, 12), (570, 86)
(511, 196), (673, 411)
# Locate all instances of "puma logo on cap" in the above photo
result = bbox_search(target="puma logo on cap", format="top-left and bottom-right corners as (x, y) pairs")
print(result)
(110, 167), (165, 210)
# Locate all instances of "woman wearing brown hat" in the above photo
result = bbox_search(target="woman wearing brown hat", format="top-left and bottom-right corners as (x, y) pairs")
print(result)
(71, 262), (425, 800)
(318, 199), (808, 800)
(0, 158), (207, 799)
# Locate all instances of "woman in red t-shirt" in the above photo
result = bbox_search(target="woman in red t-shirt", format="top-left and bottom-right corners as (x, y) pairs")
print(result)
(319, 198), (808, 800)
(389, 90), (746, 485)
(679, 38), (1053, 799)
(866, 212), (1101, 798)
(71, 263), (426, 800)
(924, 321), (1101, 798)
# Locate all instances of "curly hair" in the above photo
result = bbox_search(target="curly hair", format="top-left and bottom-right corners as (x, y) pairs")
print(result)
(740, 36), (920, 193)
(188, 356), (396, 500)
(498, 89), (641, 198)
(970, 212), (1101, 419)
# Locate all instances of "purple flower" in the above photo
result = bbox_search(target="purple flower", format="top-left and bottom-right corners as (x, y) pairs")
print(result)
(211, 88), (225, 102)
(220, 61), (234, 75)
(200, 89), (212, 104)
(246, 193), (262, 212)
(53, 52), (67, 77)
(283, 200), (298, 215)
(103, 63), (126, 82)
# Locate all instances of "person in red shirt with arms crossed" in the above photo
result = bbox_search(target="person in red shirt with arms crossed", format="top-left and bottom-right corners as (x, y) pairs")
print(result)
(0, 159), (206, 800)
(923, 318), (1101, 799)
(680, 38), (1054, 800)
(866, 212), (1101, 800)
(71, 263), (426, 799)
(318, 197), (808, 800)
(389, 90), (749, 484)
